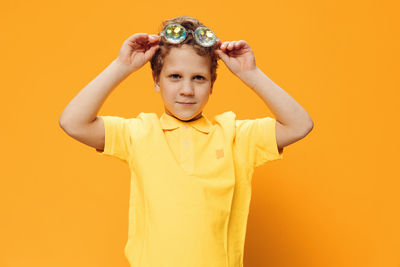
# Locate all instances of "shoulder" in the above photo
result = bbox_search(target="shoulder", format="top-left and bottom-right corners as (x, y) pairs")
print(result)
(210, 111), (238, 134)
(213, 111), (237, 123)
(124, 112), (159, 125)
(113, 112), (160, 134)
(213, 111), (273, 128)
(134, 112), (158, 119)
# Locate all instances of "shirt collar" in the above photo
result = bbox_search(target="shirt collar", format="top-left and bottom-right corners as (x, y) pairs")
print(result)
(160, 112), (213, 134)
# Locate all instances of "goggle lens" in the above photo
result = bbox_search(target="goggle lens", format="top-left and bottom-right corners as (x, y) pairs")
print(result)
(162, 24), (217, 47)
(164, 24), (187, 44)
(194, 27), (216, 47)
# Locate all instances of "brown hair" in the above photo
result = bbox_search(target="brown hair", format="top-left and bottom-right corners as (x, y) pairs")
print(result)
(150, 16), (219, 89)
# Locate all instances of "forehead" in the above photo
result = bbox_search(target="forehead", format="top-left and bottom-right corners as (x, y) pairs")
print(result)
(162, 45), (211, 74)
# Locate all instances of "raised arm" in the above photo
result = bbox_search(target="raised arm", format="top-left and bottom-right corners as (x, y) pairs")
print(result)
(215, 40), (314, 152)
(59, 33), (161, 150)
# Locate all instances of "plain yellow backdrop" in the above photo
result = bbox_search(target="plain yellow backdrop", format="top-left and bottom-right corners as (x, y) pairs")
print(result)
(1, 0), (399, 266)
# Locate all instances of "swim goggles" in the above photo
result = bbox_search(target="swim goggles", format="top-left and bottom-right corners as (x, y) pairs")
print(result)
(159, 23), (218, 47)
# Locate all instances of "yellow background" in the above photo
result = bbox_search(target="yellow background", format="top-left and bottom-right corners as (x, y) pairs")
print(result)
(1, 0), (399, 266)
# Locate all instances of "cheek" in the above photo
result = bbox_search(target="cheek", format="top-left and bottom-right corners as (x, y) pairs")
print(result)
(201, 84), (212, 94)
(199, 90), (211, 101)
(161, 87), (178, 100)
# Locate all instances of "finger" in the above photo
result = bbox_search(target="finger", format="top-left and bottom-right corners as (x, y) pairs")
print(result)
(135, 35), (151, 45)
(221, 41), (230, 50)
(235, 40), (244, 48)
(148, 38), (160, 46)
(144, 44), (160, 61)
(215, 39), (222, 48)
(227, 41), (236, 50)
(130, 33), (156, 46)
(239, 40), (249, 48)
(126, 33), (148, 43)
(148, 34), (161, 43)
(214, 49), (229, 62)
(221, 41), (229, 50)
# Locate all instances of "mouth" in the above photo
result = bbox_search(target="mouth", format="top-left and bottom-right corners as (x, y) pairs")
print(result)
(177, 102), (196, 105)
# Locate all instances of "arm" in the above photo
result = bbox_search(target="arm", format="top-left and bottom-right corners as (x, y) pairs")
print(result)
(59, 59), (132, 129)
(238, 67), (313, 131)
(215, 40), (314, 151)
(59, 33), (161, 150)
(58, 59), (133, 151)
(238, 67), (314, 142)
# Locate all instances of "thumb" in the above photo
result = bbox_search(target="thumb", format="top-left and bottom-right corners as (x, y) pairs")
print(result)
(144, 44), (160, 61)
(215, 49), (229, 62)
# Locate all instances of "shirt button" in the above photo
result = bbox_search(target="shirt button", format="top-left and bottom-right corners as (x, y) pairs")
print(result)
(184, 141), (189, 146)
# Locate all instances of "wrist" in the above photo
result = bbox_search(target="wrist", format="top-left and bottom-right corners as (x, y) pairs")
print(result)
(237, 67), (263, 90)
(112, 58), (135, 77)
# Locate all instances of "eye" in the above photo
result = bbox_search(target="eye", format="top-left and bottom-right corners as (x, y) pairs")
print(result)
(194, 75), (205, 80)
(170, 74), (181, 79)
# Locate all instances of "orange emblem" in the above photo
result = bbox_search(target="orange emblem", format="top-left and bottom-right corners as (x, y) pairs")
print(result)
(216, 149), (224, 159)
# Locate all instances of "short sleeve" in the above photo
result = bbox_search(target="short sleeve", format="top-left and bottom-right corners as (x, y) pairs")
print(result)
(235, 116), (284, 168)
(95, 116), (134, 162)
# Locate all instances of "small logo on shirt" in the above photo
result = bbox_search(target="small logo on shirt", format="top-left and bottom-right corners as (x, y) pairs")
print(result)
(216, 149), (224, 159)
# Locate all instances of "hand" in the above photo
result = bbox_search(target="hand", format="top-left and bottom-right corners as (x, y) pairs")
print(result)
(214, 39), (257, 78)
(116, 33), (161, 73)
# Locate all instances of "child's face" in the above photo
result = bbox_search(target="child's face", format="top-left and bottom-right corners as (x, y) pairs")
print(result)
(155, 44), (213, 122)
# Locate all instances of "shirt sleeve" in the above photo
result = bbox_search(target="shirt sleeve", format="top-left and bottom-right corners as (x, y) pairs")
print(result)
(95, 116), (134, 162)
(235, 116), (284, 168)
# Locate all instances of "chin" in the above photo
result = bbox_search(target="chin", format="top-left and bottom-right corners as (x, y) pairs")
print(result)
(174, 111), (200, 121)
(176, 113), (196, 121)
(166, 104), (201, 121)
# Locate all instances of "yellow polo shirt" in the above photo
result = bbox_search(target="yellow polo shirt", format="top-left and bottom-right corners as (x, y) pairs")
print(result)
(95, 111), (283, 267)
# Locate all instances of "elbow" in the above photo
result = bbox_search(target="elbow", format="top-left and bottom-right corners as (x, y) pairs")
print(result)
(59, 119), (68, 133)
(59, 112), (68, 129)
(308, 120), (314, 132)
(297, 120), (314, 138)
(303, 120), (314, 136)
(59, 116), (73, 133)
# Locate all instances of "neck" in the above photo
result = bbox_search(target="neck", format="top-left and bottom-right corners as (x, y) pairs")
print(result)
(166, 110), (202, 122)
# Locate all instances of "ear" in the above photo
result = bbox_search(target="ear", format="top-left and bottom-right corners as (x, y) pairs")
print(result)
(210, 74), (216, 95)
(154, 80), (160, 92)
(153, 73), (160, 92)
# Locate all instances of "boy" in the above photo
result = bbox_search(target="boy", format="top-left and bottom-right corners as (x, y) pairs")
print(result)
(59, 16), (313, 267)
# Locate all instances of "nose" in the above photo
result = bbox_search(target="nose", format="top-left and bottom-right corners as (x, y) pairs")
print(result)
(180, 79), (195, 96)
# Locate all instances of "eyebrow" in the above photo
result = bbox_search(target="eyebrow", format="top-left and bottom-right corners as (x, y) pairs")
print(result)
(166, 70), (209, 76)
